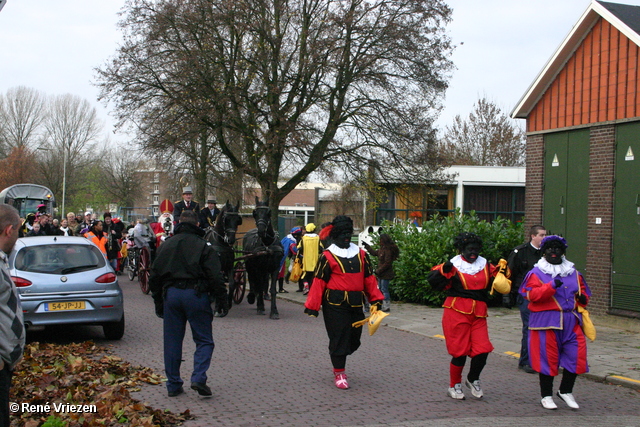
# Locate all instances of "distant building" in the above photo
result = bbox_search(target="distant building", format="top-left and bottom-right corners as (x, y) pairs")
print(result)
(512, 0), (640, 317)
(373, 165), (526, 226)
(121, 169), (174, 223)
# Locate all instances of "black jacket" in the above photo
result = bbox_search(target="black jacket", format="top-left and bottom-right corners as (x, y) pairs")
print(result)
(199, 207), (220, 229)
(173, 200), (200, 221)
(507, 242), (542, 292)
(104, 220), (124, 260)
(149, 222), (226, 302)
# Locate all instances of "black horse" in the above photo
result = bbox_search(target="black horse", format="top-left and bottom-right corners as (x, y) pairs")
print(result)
(204, 201), (243, 316)
(243, 197), (284, 319)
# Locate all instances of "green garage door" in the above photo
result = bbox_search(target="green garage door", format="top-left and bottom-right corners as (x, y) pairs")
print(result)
(543, 130), (589, 271)
(612, 123), (640, 313)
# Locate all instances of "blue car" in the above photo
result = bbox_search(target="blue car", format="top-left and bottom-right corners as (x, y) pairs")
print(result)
(9, 236), (125, 340)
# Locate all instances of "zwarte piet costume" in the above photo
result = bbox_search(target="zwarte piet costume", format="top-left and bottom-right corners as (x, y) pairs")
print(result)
(304, 216), (383, 389)
(519, 235), (591, 410)
(427, 232), (508, 400)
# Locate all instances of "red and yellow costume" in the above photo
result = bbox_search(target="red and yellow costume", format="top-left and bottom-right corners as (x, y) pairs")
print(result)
(305, 244), (383, 358)
(429, 256), (501, 357)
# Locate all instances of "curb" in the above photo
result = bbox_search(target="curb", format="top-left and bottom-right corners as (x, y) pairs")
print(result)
(276, 292), (640, 392)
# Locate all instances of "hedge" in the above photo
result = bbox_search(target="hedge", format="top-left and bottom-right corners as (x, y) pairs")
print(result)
(366, 211), (524, 306)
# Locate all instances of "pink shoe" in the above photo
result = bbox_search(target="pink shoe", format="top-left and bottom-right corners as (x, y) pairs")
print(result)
(334, 372), (349, 389)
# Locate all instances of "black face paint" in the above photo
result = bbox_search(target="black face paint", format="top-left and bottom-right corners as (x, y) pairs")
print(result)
(544, 245), (565, 265)
(335, 229), (352, 249)
(461, 243), (481, 263)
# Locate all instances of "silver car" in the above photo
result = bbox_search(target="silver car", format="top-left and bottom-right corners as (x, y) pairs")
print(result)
(9, 236), (125, 340)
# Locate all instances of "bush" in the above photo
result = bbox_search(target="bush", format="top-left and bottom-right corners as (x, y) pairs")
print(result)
(367, 211), (524, 306)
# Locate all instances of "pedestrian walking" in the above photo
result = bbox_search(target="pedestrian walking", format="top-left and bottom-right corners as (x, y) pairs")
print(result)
(304, 215), (384, 390)
(103, 213), (123, 271)
(363, 233), (399, 312)
(278, 226), (302, 293)
(507, 225), (546, 374)
(519, 235), (591, 410)
(149, 210), (228, 398)
(297, 222), (322, 294)
(0, 204), (24, 426)
(427, 232), (509, 401)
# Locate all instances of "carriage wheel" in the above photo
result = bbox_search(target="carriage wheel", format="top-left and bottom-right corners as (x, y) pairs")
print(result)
(138, 246), (151, 294)
(232, 261), (246, 304)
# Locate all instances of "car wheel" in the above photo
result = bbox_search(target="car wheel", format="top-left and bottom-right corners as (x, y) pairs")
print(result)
(103, 314), (125, 340)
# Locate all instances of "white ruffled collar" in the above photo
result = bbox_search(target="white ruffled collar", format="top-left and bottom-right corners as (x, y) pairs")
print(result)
(535, 257), (575, 278)
(451, 254), (486, 275)
(327, 243), (360, 258)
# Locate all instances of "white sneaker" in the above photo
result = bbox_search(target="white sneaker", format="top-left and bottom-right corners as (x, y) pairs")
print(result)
(556, 391), (579, 409)
(465, 378), (483, 398)
(541, 396), (557, 410)
(447, 383), (465, 400)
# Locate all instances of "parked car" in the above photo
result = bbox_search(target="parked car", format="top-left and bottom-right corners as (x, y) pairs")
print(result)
(9, 236), (125, 340)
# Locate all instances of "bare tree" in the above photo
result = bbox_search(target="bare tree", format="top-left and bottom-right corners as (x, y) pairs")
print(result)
(96, 0), (454, 218)
(98, 146), (145, 208)
(37, 94), (103, 214)
(441, 97), (525, 167)
(0, 86), (46, 157)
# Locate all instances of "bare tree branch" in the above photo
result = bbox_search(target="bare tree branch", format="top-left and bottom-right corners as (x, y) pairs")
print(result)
(96, 0), (454, 216)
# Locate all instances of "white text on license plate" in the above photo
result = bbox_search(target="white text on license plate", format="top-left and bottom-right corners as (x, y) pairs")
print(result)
(46, 301), (86, 311)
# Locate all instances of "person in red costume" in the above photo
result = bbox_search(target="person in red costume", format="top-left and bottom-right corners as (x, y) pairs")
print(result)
(151, 200), (175, 247)
(427, 232), (507, 401)
(304, 215), (384, 390)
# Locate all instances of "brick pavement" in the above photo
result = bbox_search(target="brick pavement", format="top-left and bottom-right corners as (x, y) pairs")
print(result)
(95, 278), (640, 426)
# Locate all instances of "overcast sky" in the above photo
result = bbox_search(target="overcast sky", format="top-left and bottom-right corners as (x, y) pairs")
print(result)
(2, 0), (640, 144)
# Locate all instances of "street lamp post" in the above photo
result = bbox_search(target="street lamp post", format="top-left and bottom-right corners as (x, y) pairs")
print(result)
(61, 145), (67, 219)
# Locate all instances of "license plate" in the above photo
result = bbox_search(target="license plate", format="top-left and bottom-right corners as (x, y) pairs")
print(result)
(46, 301), (86, 311)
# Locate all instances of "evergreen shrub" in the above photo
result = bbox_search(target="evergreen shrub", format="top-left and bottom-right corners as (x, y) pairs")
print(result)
(367, 211), (524, 306)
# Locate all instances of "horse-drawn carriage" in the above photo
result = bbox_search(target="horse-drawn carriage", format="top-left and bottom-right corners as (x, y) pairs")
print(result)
(126, 199), (174, 294)
(205, 198), (284, 319)
(127, 197), (283, 318)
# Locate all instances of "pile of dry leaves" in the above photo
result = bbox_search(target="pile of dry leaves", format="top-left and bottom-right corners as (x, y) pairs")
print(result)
(10, 341), (194, 426)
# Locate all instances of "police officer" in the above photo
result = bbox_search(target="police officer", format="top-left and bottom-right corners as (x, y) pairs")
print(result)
(507, 224), (546, 374)
(199, 199), (220, 229)
(173, 186), (200, 221)
(149, 210), (228, 397)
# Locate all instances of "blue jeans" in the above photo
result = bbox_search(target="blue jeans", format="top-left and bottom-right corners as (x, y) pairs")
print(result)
(378, 278), (390, 301)
(517, 293), (531, 367)
(163, 287), (214, 393)
(108, 258), (118, 271)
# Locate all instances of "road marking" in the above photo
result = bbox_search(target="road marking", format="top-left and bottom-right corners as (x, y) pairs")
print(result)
(609, 375), (640, 384)
(504, 351), (520, 358)
(434, 334), (445, 339)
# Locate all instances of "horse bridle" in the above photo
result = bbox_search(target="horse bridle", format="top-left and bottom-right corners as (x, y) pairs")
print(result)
(253, 205), (271, 230)
(212, 210), (241, 245)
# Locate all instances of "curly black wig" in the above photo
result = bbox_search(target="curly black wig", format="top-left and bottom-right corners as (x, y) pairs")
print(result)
(453, 232), (482, 252)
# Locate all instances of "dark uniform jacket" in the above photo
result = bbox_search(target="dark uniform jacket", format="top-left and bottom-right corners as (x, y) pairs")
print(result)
(173, 200), (200, 221)
(507, 242), (542, 293)
(104, 220), (124, 260)
(199, 207), (220, 229)
(149, 222), (226, 308)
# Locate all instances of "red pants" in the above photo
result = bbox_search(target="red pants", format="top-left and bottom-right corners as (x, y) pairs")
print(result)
(442, 308), (494, 358)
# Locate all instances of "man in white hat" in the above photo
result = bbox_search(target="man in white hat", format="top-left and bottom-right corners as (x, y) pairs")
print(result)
(173, 186), (200, 221)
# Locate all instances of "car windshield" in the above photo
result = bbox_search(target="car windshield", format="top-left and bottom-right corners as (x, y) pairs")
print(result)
(13, 244), (106, 274)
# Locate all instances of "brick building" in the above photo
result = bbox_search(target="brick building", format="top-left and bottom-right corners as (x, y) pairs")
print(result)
(512, 0), (640, 317)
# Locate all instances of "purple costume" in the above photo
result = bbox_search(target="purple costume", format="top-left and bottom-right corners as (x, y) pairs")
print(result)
(520, 260), (591, 376)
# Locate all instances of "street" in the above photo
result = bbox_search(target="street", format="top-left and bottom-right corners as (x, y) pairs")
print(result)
(27, 277), (640, 426)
